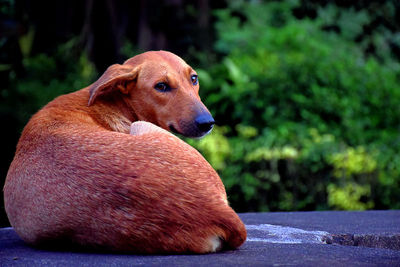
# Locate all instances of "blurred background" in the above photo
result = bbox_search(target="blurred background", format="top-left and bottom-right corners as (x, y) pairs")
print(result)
(1, 0), (400, 227)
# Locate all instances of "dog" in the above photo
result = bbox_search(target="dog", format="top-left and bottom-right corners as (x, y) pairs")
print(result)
(3, 51), (246, 253)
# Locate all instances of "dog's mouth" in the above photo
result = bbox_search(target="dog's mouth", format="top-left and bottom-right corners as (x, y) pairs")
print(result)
(168, 123), (213, 138)
(168, 124), (181, 135)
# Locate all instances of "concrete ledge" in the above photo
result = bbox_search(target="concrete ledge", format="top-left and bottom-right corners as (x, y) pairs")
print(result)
(1, 211), (399, 266)
(243, 210), (400, 250)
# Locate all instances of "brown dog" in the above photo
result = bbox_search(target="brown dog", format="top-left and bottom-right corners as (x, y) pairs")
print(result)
(3, 51), (246, 253)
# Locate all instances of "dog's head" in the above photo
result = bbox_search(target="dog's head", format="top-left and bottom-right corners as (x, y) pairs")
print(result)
(87, 51), (214, 138)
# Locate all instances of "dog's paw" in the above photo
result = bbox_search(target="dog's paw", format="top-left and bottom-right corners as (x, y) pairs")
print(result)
(130, 121), (173, 136)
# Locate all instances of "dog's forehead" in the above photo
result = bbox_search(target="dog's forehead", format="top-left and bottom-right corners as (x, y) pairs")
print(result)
(150, 53), (190, 74)
(125, 51), (192, 74)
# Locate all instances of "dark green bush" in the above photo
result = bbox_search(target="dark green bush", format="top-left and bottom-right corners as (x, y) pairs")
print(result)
(188, 1), (400, 211)
(3, 40), (96, 129)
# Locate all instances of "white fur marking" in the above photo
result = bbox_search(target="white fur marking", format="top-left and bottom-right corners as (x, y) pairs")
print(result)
(208, 235), (222, 252)
(130, 121), (173, 136)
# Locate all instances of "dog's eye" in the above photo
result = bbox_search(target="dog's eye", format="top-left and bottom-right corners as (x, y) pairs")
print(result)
(154, 82), (170, 92)
(191, 74), (198, 85)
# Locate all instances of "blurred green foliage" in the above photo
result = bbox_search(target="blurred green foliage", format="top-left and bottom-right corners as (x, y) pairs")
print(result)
(2, 38), (96, 129)
(189, 0), (400, 211)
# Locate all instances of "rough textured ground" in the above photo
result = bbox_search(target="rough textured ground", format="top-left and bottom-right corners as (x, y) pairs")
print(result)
(1, 211), (399, 266)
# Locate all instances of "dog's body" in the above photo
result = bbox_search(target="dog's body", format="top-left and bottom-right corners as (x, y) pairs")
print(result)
(3, 51), (246, 253)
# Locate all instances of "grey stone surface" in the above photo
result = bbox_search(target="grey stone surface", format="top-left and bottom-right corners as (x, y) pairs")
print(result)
(241, 210), (400, 251)
(1, 211), (400, 266)
(240, 210), (400, 235)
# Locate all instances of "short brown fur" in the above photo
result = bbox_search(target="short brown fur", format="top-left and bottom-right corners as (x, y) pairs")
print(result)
(3, 51), (246, 253)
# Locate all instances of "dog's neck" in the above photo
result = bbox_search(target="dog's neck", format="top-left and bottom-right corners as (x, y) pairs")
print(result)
(88, 93), (138, 134)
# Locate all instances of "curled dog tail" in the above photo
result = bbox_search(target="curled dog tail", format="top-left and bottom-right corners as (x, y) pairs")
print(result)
(219, 207), (247, 251)
(194, 206), (246, 253)
(189, 210), (246, 253)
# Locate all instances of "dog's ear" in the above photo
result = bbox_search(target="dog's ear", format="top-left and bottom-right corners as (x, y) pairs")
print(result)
(88, 64), (140, 106)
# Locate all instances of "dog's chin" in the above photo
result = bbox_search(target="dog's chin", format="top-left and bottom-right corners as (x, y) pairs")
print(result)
(168, 124), (213, 139)
(197, 126), (214, 138)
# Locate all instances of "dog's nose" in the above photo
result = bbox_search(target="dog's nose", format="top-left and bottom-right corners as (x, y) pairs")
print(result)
(195, 113), (215, 133)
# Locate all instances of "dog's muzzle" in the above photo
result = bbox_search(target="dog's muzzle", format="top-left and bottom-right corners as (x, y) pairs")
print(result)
(169, 112), (215, 138)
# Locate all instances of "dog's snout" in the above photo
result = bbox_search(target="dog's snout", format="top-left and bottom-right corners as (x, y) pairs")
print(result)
(195, 113), (215, 133)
